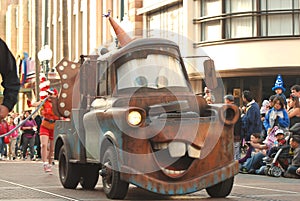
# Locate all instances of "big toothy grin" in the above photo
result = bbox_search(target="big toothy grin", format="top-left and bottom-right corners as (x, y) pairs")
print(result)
(151, 141), (201, 178)
(161, 167), (185, 176)
(152, 141), (201, 158)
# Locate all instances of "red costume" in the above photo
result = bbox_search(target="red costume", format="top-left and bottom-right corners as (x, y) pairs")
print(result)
(38, 74), (59, 140)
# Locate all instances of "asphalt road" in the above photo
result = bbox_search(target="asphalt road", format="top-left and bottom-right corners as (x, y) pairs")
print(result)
(0, 160), (299, 201)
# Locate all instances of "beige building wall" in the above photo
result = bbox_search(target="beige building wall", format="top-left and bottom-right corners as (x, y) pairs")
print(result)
(203, 39), (300, 72)
(47, 0), (120, 64)
(0, 0), (145, 112)
(5, 5), (18, 54)
(0, 1), (8, 39)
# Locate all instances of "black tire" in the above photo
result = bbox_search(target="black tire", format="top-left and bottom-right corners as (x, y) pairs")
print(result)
(101, 146), (129, 199)
(206, 177), (234, 198)
(58, 146), (80, 189)
(270, 166), (282, 177)
(79, 165), (100, 190)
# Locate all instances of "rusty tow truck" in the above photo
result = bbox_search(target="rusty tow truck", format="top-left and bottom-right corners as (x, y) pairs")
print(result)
(52, 15), (240, 199)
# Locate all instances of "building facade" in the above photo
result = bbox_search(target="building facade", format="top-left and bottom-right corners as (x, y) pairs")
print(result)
(1, 0), (299, 112)
(137, 0), (300, 105)
(195, 0), (300, 104)
(0, 0), (143, 112)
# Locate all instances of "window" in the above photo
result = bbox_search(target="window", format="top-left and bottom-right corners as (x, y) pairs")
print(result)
(196, 0), (300, 43)
(226, 16), (257, 38)
(260, 0), (300, 36)
(226, 0), (256, 13)
(295, 13), (300, 34)
(98, 61), (108, 96)
(202, 0), (221, 17)
(147, 3), (184, 46)
(261, 14), (294, 36)
(202, 20), (221, 41)
(116, 54), (188, 91)
(225, 0), (257, 38)
(261, 0), (294, 10)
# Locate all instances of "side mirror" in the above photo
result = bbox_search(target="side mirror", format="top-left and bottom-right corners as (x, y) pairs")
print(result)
(204, 59), (218, 89)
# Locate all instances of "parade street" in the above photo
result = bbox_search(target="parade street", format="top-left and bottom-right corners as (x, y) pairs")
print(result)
(0, 160), (299, 201)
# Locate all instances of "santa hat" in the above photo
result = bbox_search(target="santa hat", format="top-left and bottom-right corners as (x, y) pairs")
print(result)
(26, 73), (51, 107)
(272, 74), (286, 92)
(39, 73), (51, 100)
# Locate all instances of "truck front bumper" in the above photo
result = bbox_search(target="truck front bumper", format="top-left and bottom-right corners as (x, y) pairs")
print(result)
(121, 160), (239, 195)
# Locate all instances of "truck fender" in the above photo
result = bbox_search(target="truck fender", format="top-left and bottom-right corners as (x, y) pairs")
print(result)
(54, 134), (72, 160)
(100, 131), (121, 164)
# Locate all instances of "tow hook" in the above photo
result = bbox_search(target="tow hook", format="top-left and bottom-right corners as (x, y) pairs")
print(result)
(99, 168), (107, 176)
(99, 162), (111, 177)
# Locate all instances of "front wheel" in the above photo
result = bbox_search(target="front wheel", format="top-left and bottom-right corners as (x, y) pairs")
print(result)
(270, 166), (282, 177)
(206, 177), (234, 198)
(101, 146), (129, 199)
(58, 146), (80, 189)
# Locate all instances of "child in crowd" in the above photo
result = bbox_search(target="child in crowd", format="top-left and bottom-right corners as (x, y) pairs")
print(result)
(272, 74), (287, 105)
(263, 129), (286, 162)
(7, 115), (18, 160)
(0, 119), (9, 160)
(260, 100), (270, 119)
(263, 96), (289, 135)
(239, 133), (262, 173)
(260, 100), (270, 139)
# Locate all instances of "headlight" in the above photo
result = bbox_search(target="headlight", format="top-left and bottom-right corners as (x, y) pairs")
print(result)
(127, 110), (142, 126)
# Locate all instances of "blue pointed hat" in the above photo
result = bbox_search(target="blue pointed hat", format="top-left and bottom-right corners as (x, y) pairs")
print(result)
(272, 74), (286, 92)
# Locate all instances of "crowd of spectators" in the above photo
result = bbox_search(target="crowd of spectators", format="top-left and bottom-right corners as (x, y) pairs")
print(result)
(0, 110), (42, 161)
(235, 82), (300, 179)
(201, 75), (300, 179)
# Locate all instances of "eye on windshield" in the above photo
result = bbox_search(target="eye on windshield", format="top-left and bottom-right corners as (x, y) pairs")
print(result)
(117, 54), (188, 91)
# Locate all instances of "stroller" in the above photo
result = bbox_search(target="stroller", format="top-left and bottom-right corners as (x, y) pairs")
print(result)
(264, 144), (292, 177)
(264, 123), (300, 177)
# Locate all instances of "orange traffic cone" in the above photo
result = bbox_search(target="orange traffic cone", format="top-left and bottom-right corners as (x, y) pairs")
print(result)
(104, 11), (132, 47)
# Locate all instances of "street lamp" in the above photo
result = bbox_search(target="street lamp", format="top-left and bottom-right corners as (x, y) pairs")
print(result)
(38, 45), (53, 79)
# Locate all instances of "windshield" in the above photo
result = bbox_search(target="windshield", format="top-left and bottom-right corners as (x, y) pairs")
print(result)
(117, 54), (188, 91)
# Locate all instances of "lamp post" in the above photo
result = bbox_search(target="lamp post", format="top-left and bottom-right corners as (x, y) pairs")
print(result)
(38, 45), (53, 79)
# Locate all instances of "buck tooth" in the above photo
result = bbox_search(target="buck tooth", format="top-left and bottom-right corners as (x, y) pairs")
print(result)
(187, 144), (201, 158)
(153, 142), (168, 150)
(160, 142), (168, 149)
(168, 142), (186, 157)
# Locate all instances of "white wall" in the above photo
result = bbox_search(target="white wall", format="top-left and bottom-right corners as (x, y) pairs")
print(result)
(202, 39), (300, 70)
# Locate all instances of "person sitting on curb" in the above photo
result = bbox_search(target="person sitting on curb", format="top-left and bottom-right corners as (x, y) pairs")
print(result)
(284, 123), (300, 179)
(239, 133), (263, 173)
